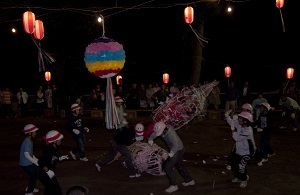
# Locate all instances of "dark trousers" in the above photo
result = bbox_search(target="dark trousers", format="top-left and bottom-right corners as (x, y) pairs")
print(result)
(231, 153), (250, 181)
(164, 148), (193, 186)
(260, 131), (274, 159)
(71, 134), (86, 158)
(39, 170), (62, 195)
(36, 102), (45, 117)
(96, 140), (137, 175)
(20, 103), (28, 117)
(20, 164), (38, 193)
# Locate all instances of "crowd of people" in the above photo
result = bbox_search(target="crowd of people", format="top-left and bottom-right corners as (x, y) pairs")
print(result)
(1, 79), (299, 118)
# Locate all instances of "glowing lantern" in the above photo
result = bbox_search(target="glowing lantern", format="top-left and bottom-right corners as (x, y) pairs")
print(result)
(23, 11), (35, 34)
(224, 66), (231, 78)
(276, 0), (284, 9)
(184, 6), (194, 24)
(34, 20), (44, 40)
(116, 75), (122, 85)
(286, 67), (294, 79)
(45, 71), (51, 82)
(163, 73), (170, 84)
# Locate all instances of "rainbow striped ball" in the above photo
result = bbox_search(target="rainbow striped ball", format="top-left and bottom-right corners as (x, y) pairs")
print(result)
(84, 37), (125, 78)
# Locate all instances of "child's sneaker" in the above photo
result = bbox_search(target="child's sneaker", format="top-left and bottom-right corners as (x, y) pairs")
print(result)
(240, 175), (249, 188)
(231, 178), (241, 183)
(165, 185), (178, 193)
(257, 161), (263, 166)
(25, 187), (39, 193)
(293, 128), (298, 131)
(262, 158), (268, 162)
(240, 181), (247, 188)
(129, 173), (141, 178)
(80, 157), (88, 161)
(267, 153), (276, 157)
(182, 180), (195, 186)
(226, 165), (231, 170)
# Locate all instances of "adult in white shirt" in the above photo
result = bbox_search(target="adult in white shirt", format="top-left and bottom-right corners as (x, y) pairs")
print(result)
(279, 94), (300, 131)
(17, 87), (29, 117)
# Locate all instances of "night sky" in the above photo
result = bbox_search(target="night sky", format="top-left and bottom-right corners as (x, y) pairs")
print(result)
(0, 0), (299, 94)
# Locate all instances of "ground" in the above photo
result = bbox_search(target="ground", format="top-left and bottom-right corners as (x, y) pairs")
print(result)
(1, 113), (300, 195)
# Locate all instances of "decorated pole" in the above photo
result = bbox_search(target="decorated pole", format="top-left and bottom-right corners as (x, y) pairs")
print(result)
(84, 37), (125, 129)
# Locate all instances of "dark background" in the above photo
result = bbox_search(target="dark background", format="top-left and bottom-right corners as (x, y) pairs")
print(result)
(0, 0), (299, 95)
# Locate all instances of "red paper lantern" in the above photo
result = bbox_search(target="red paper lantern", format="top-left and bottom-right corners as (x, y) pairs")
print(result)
(286, 67), (294, 79)
(163, 73), (169, 84)
(116, 75), (122, 85)
(276, 0), (284, 9)
(184, 6), (194, 24)
(224, 66), (231, 78)
(23, 11), (35, 34)
(34, 20), (44, 40)
(45, 71), (51, 82)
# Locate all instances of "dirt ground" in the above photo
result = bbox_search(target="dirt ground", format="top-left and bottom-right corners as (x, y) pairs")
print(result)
(1, 113), (300, 195)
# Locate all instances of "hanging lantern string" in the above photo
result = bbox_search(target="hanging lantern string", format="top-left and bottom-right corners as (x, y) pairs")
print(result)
(38, 42), (45, 72)
(31, 35), (56, 64)
(188, 24), (208, 47)
(278, 9), (285, 32)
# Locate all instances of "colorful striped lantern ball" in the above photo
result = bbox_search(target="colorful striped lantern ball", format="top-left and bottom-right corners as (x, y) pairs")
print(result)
(84, 37), (125, 78)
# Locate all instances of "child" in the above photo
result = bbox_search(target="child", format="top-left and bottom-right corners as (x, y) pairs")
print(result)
(225, 111), (253, 188)
(226, 103), (261, 169)
(67, 103), (90, 161)
(115, 96), (128, 131)
(19, 124), (39, 195)
(39, 130), (68, 195)
(257, 102), (276, 164)
(148, 121), (195, 193)
(95, 125), (140, 178)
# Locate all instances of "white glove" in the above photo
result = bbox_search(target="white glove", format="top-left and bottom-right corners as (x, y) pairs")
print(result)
(162, 152), (169, 161)
(72, 129), (80, 135)
(225, 110), (232, 118)
(33, 159), (39, 166)
(123, 113), (127, 117)
(168, 151), (174, 158)
(33, 155), (39, 166)
(148, 140), (154, 146)
(257, 128), (263, 132)
(282, 112), (286, 117)
(84, 127), (89, 133)
(291, 113), (296, 119)
(135, 136), (144, 141)
(122, 120), (128, 125)
(46, 169), (55, 179)
(59, 155), (69, 161)
(24, 152), (39, 166)
(232, 114), (238, 121)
